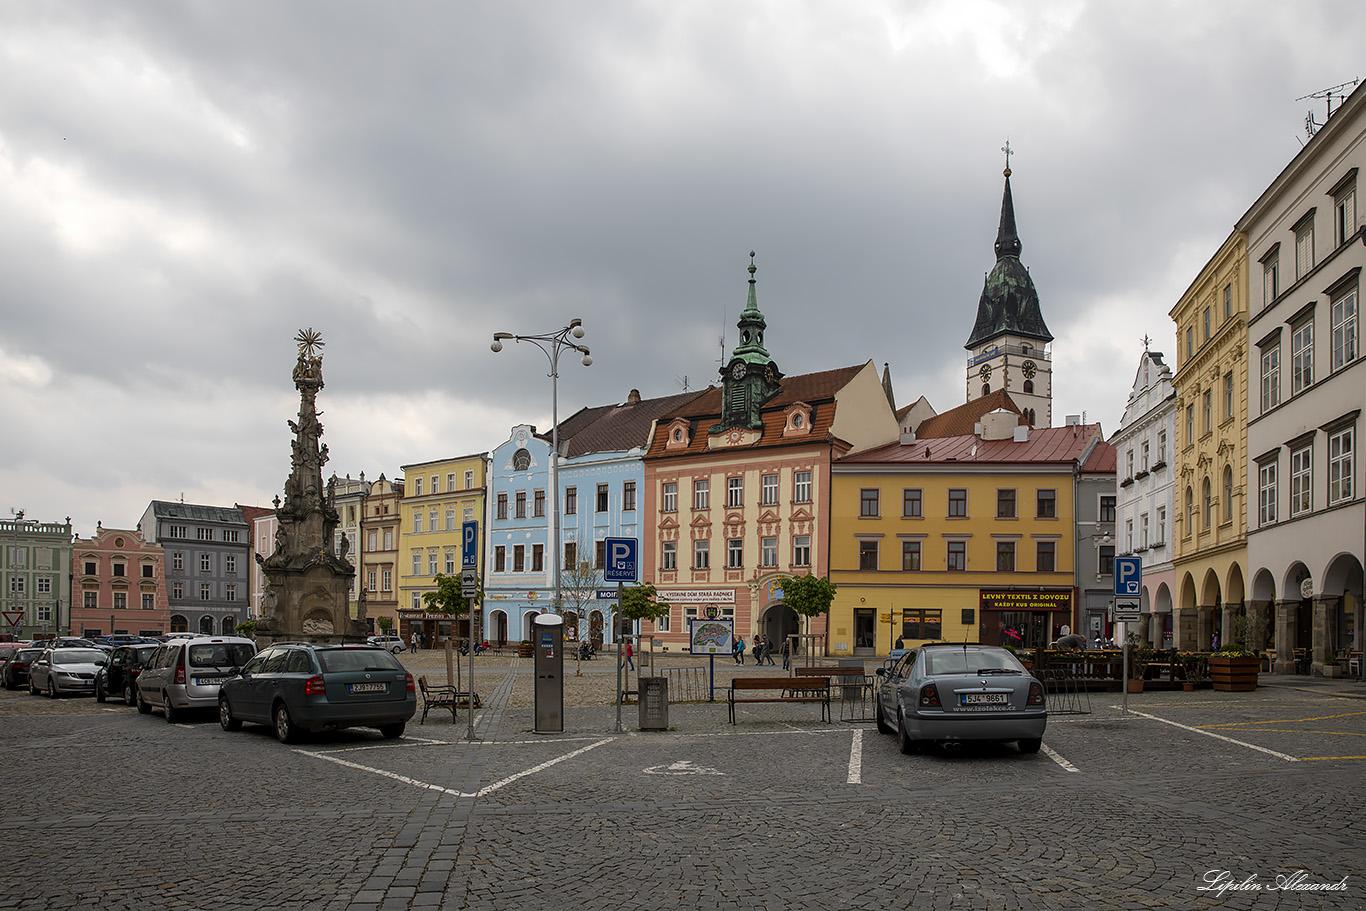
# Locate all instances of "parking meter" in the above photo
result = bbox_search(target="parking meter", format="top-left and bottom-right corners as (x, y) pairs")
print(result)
(533, 613), (564, 733)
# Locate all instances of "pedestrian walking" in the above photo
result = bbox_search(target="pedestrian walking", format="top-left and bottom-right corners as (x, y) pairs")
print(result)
(410, 631), (419, 653)
(781, 637), (791, 670)
(751, 634), (763, 665)
(765, 638), (776, 665)
(624, 638), (635, 671)
(735, 637), (746, 665)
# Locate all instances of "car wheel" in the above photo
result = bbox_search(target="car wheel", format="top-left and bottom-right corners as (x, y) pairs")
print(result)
(136, 686), (152, 714)
(874, 697), (895, 735)
(392, 647), (402, 655)
(219, 695), (242, 732)
(47, 677), (58, 699)
(163, 693), (178, 724)
(897, 709), (922, 756)
(95, 679), (106, 703)
(124, 681), (136, 705)
(1018, 738), (1042, 754)
(273, 703), (301, 744)
(29, 677), (39, 696)
(379, 721), (405, 739)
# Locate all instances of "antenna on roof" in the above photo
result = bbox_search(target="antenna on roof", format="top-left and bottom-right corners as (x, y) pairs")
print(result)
(675, 374), (691, 393)
(1298, 79), (1360, 139)
(717, 305), (728, 370)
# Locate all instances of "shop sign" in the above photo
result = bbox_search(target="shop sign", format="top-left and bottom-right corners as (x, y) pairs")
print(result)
(655, 589), (736, 604)
(979, 589), (1072, 612)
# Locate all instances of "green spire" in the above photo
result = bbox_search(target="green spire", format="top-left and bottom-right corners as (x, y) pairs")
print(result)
(733, 251), (769, 359)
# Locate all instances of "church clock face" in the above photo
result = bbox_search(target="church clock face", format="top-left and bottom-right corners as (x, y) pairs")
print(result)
(1022, 360), (1038, 379)
(731, 362), (746, 380)
(978, 364), (992, 382)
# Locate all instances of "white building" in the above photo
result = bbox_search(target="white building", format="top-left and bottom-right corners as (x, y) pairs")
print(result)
(1238, 80), (1364, 675)
(1110, 348), (1178, 647)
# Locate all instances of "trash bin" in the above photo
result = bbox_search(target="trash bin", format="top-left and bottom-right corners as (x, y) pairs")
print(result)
(638, 676), (668, 731)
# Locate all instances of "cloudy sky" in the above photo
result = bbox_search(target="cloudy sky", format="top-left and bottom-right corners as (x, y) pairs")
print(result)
(2, 1), (1362, 536)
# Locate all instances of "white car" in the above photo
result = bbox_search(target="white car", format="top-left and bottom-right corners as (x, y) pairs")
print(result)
(29, 648), (108, 698)
(366, 635), (406, 654)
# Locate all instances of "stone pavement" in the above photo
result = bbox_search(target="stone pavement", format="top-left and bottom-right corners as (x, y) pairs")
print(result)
(1, 662), (1363, 910)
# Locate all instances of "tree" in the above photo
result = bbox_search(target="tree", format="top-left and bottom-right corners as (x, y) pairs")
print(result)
(782, 573), (837, 658)
(377, 616), (393, 635)
(559, 560), (604, 676)
(422, 573), (474, 686)
(620, 582), (670, 628)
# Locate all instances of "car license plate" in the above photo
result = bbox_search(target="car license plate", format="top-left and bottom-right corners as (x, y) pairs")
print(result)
(349, 682), (387, 694)
(961, 693), (1007, 705)
(195, 677), (225, 686)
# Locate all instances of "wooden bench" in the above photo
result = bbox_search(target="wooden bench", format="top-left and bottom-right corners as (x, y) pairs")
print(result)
(729, 676), (830, 724)
(795, 665), (866, 698)
(417, 676), (483, 724)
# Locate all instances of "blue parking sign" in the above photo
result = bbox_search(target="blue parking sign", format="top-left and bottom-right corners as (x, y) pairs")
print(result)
(603, 537), (638, 583)
(462, 521), (479, 570)
(1114, 556), (1141, 597)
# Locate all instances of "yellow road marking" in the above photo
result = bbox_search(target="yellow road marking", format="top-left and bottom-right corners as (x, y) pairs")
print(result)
(1207, 728), (1366, 737)
(1298, 755), (1366, 761)
(1198, 710), (1366, 729)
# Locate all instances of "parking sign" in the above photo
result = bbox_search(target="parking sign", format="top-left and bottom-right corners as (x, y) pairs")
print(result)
(462, 521), (479, 570)
(603, 537), (638, 583)
(1114, 556), (1142, 596)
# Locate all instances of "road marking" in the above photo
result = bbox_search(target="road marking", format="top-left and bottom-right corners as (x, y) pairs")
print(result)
(1199, 710), (1366, 729)
(1127, 709), (1299, 761)
(644, 759), (723, 776)
(846, 729), (863, 784)
(1041, 743), (1079, 772)
(471, 738), (614, 797)
(1299, 755), (1366, 761)
(297, 749), (466, 800)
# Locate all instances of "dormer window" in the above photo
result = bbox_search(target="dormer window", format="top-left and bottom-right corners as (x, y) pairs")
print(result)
(783, 403), (813, 437)
(665, 419), (691, 451)
(512, 448), (531, 472)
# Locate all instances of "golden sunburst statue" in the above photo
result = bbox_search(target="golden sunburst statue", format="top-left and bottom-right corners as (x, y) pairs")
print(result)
(295, 327), (325, 358)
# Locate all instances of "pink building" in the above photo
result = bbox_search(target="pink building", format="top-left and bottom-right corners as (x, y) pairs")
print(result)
(71, 525), (169, 638)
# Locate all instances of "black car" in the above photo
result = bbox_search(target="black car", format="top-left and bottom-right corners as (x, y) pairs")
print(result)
(218, 643), (415, 743)
(95, 643), (161, 704)
(2, 648), (44, 690)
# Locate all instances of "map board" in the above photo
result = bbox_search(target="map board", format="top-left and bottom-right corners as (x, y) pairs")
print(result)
(689, 618), (733, 655)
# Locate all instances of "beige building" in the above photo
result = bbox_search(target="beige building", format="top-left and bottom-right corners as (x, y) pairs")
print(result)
(1168, 230), (1250, 651)
(361, 474), (404, 637)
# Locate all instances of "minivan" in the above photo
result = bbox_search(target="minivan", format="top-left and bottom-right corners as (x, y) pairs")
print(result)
(136, 636), (257, 723)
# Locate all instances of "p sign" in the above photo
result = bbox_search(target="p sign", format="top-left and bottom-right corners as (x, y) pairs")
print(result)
(603, 537), (638, 583)
(1114, 556), (1142, 597)
(462, 521), (479, 570)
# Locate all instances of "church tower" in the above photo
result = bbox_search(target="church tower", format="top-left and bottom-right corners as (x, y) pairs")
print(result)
(713, 252), (782, 432)
(965, 161), (1054, 427)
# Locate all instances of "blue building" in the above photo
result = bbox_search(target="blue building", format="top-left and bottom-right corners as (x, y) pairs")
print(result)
(484, 389), (701, 645)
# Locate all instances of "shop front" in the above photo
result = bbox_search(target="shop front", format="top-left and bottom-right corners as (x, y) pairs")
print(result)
(979, 588), (1074, 650)
(398, 609), (474, 648)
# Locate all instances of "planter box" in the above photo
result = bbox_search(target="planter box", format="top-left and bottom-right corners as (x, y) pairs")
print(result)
(1210, 656), (1259, 691)
(1322, 665), (1342, 678)
(518, 641), (534, 658)
(1126, 679), (1144, 694)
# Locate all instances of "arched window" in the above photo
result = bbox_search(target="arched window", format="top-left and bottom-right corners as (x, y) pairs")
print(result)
(170, 614), (188, 633)
(199, 615), (215, 634)
(982, 383), (990, 397)
(1222, 466), (1233, 522)
(512, 448), (531, 471)
(1185, 487), (1194, 530)
(1023, 380), (1034, 394)
(222, 616), (237, 635)
(1202, 477), (1212, 530)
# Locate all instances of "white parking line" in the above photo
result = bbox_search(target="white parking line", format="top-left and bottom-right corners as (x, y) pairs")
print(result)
(471, 738), (614, 797)
(297, 749), (467, 800)
(846, 729), (863, 784)
(1126, 708), (1299, 762)
(1041, 743), (1079, 772)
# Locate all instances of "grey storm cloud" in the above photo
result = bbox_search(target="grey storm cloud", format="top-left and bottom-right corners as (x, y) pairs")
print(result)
(1, 1), (1363, 532)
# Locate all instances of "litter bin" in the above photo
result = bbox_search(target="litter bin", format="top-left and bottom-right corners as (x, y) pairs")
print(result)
(638, 676), (668, 731)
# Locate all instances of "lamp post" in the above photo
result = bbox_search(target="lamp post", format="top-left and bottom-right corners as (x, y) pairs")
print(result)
(491, 320), (592, 621)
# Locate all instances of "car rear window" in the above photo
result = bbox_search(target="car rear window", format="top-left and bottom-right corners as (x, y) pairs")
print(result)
(53, 649), (107, 665)
(188, 643), (256, 668)
(924, 649), (1020, 675)
(318, 648), (402, 673)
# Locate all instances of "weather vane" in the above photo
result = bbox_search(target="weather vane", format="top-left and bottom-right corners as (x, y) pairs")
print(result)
(1001, 139), (1013, 175)
(295, 327), (325, 358)
(1142, 334), (1152, 351)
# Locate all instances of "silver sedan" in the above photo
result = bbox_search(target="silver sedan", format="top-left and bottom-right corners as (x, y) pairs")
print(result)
(28, 648), (109, 698)
(875, 644), (1047, 754)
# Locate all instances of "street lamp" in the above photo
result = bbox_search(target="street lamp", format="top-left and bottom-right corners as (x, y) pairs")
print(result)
(490, 319), (592, 621)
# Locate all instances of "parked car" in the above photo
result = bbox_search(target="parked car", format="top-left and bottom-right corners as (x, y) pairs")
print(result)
(2, 648), (44, 690)
(100, 634), (151, 647)
(45, 637), (101, 650)
(0, 643), (22, 665)
(218, 643), (415, 743)
(95, 643), (161, 704)
(136, 636), (257, 723)
(28, 648), (109, 698)
(365, 635), (406, 654)
(874, 643), (1047, 754)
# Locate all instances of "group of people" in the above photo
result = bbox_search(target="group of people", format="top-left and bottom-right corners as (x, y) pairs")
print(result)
(732, 634), (792, 669)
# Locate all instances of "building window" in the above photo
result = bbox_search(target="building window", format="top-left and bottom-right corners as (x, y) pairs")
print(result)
(1036, 541), (1055, 572)
(225, 555), (236, 575)
(168, 525), (187, 539)
(662, 482), (677, 513)
(1202, 389), (1212, 434)
(996, 489), (1016, 518)
(948, 489), (967, 518)
(694, 540), (710, 570)
(142, 593), (154, 611)
(225, 584), (236, 603)
(655, 612), (671, 633)
(384, 530), (393, 550)
(199, 583), (211, 601)
(1332, 288), (1357, 371)
(1335, 183), (1357, 247)
(513, 546), (525, 573)
(1186, 326), (1194, 360)
(494, 495), (506, 521)
(1184, 487), (1195, 534)
(793, 535), (811, 567)
(445, 550), (456, 574)
(1099, 495), (1116, 523)
(693, 480), (710, 510)
(199, 554), (211, 573)
(1329, 426), (1355, 505)
(1157, 431), (1167, 464)
(595, 541), (607, 569)
(794, 471), (812, 503)
(623, 481), (636, 512)
(428, 551), (439, 575)
(1140, 513), (1149, 548)
(140, 564), (154, 579)
(564, 542), (577, 570)
(465, 469), (475, 489)
(946, 541), (965, 572)
(727, 477), (744, 508)
(1264, 254), (1279, 306)
(661, 541), (676, 571)
(1223, 372), (1233, 421)
(445, 508), (456, 530)
(761, 474), (779, 506)
(901, 610), (943, 641)
(1291, 320), (1314, 395)
(565, 486), (577, 515)
(727, 539), (743, 569)
(447, 473), (456, 492)
(1295, 218), (1314, 279)
(1203, 307), (1211, 341)
(596, 483), (609, 512)
(859, 540), (879, 571)
(196, 527), (213, 541)
(1156, 507), (1166, 544)
(1186, 404), (1195, 443)
(412, 550), (422, 574)
(515, 491), (527, 519)
(1098, 546), (1115, 576)
(112, 562), (126, 578)
(1261, 343), (1281, 411)
(531, 544), (544, 572)
(903, 488), (922, 518)
(428, 509), (438, 533)
(367, 570), (377, 592)
(173, 582), (183, 600)
(1290, 444), (1312, 516)
(860, 488), (879, 517)
(413, 478), (422, 496)
(1036, 489), (1056, 518)
(84, 560), (97, 575)
(36, 577), (50, 594)
(382, 570), (391, 591)
(901, 540), (921, 571)
(9, 577), (21, 595)
(367, 531), (377, 551)
(430, 476), (438, 496)
(1224, 284), (1233, 320)
(494, 546), (506, 572)
(996, 541), (1015, 572)
(1126, 449), (1134, 478)
(1141, 441), (1150, 471)
(761, 537), (778, 567)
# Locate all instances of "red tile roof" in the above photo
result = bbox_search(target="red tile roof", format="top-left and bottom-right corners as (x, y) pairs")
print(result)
(913, 389), (1023, 439)
(840, 423), (1104, 467)
(556, 390), (707, 458)
(1080, 438), (1117, 474)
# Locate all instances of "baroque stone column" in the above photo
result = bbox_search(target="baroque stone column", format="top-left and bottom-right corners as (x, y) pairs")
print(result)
(1310, 595), (1337, 675)
(1274, 599), (1297, 675)
(1175, 607), (1196, 651)
(1196, 606), (1215, 651)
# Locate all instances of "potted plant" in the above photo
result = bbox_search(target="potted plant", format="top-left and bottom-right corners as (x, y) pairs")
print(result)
(1178, 652), (1207, 690)
(1210, 614), (1267, 691)
(1322, 654), (1342, 678)
(1124, 633), (1151, 693)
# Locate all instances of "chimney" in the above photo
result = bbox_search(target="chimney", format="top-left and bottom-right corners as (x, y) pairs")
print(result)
(1013, 425), (1029, 442)
(626, 389), (641, 405)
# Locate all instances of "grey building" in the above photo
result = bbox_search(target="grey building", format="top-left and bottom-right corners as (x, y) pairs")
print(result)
(1072, 427), (1118, 642)
(139, 501), (250, 636)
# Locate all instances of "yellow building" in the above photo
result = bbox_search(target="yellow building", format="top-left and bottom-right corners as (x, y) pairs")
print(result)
(397, 453), (487, 645)
(1168, 231), (1249, 651)
(829, 411), (1106, 656)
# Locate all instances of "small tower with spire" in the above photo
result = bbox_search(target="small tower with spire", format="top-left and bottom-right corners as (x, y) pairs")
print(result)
(965, 151), (1054, 427)
(714, 252), (782, 431)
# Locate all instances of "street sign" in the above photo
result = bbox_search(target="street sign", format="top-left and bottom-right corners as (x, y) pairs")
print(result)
(595, 589), (618, 601)
(1114, 556), (1142, 596)
(460, 569), (479, 598)
(462, 521), (479, 570)
(603, 537), (638, 583)
(1113, 600), (1140, 623)
(2, 610), (23, 627)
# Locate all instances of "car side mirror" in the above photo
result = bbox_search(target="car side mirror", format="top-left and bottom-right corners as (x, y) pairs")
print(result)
(875, 668), (885, 677)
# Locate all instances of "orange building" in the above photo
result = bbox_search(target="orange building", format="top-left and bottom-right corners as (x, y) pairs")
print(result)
(71, 525), (169, 638)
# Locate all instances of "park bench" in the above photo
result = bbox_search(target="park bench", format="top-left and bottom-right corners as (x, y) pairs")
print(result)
(729, 676), (830, 724)
(417, 675), (482, 725)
